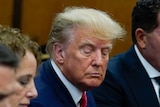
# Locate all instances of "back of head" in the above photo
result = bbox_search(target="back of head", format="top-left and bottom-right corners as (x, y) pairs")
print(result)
(132, 0), (160, 43)
(0, 44), (19, 68)
(46, 6), (126, 57)
(0, 25), (41, 65)
(0, 25), (25, 58)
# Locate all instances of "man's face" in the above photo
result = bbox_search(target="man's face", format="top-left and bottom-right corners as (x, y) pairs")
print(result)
(56, 26), (112, 91)
(0, 65), (19, 106)
(140, 13), (160, 71)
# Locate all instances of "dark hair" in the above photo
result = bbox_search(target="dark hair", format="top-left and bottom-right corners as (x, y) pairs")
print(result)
(132, 0), (160, 43)
(0, 44), (19, 68)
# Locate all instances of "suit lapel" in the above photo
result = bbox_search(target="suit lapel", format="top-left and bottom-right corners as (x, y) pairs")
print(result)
(86, 91), (96, 107)
(42, 60), (76, 107)
(122, 46), (159, 107)
(41, 60), (96, 107)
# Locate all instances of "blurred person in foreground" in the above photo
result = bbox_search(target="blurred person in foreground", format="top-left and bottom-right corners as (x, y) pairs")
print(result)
(0, 44), (20, 107)
(92, 0), (160, 107)
(0, 25), (41, 107)
(29, 6), (126, 107)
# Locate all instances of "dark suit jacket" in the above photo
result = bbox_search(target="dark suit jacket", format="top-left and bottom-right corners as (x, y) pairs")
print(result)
(29, 59), (96, 107)
(92, 45), (160, 107)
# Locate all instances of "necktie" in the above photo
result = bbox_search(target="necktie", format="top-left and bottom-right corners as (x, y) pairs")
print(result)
(154, 77), (160, 98)
(80, 92), (87, 107)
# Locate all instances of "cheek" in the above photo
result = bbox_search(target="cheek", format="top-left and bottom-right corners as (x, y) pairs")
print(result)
(63, 53), (90, 80)
(8, 94), (22, 106)
(63, 49), (86, 66)
(104, 58), (109, 68)
(146, 32), (160, 47)
(100, 58), (109, 78)
(63, 55), (87, 73)
(145, 37), (158, 51)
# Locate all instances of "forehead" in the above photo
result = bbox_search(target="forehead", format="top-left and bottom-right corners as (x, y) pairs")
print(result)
(70, 26), (112, 45)
(15, 51), (37, 77)
(71, 25), (110, 40)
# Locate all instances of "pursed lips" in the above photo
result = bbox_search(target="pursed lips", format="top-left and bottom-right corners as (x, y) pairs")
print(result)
(19, 103), (29, 107)
(87, 72), (102, 78)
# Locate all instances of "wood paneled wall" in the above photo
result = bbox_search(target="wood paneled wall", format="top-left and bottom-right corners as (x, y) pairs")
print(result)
(0, 0), (137, 57)
(0, 0), (13, 25)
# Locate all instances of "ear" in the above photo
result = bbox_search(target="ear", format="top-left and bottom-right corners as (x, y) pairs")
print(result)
(135, 28), (146, 48)
(53, 43), (64, 64)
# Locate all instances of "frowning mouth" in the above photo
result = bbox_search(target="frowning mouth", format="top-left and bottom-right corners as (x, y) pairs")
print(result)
(19, 104), (29, 107)
(87, 73), (102, 78)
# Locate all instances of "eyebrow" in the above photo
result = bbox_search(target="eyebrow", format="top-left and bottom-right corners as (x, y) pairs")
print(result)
(80, 39), (113, 48)
(104, 43), (113, 50)
(16, 74), (32, 81)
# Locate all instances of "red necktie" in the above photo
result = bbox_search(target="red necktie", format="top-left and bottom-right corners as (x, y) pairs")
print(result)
(80, 92), (87, 107)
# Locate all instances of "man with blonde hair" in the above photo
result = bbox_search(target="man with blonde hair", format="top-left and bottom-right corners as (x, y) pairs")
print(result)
(30, 6), (126, 107)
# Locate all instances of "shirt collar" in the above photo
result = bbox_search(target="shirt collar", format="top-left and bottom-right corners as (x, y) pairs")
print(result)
(134, 45), (160, 78)
(50, 59), (82, 105)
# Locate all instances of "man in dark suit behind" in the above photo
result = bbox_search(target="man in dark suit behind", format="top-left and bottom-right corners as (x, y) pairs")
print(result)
(92, 0), (160, 107)
(29, 6), (126, 107)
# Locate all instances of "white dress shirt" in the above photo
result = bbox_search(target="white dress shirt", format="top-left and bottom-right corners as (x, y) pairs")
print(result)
(134, 45), (160, 103)
(51, 59), (82, 107)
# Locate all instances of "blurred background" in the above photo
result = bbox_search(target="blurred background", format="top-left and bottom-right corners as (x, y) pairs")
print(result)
(0, 0), (136, 58)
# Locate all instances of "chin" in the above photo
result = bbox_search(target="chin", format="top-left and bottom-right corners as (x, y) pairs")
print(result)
(87, 82), (102, 89)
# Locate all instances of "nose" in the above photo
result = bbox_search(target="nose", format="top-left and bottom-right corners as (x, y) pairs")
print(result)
(26, 82), (38, 99)
(92, 50), (103, 66)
